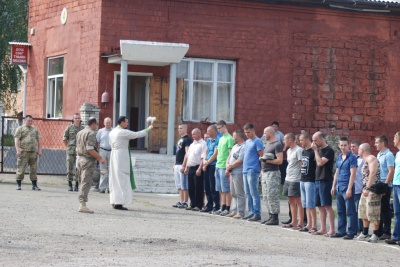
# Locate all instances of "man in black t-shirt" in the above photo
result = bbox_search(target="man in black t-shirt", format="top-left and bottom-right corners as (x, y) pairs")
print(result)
(299, 132), (317, 232)
(172, 124), (193, 209)
(311, 131), (336, 237)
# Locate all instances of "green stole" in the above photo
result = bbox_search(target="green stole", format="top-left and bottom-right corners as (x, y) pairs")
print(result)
(116, 125), (136, 190)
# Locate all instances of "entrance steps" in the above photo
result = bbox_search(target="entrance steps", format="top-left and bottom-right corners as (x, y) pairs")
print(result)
(131, 150), (177, 194)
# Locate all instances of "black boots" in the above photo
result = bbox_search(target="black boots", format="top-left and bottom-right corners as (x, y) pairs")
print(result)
(265, 214), (279, 225)
(16, 180), (21, 190)
(74, 182), (79, 192)
(68, 181), (73, 191)
(32, 180), (41, 191)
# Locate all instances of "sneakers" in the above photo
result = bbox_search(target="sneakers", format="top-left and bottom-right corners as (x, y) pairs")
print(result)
(91, 187), (100, 192)
(233, 214), (243, 219)
(385, 239), (400, 245)
(99, 189), (106, 193)
(356, 233), (370, 241)
(368, 234), (379, 243)
(330, 233), (345, 238)
(379, 234), (391, 240)
(212, 209), (222, 215)
(172, 202), (182, 208)
(220, 210), (230, 216)
(179, 203), (188, 209)
(248, 214), (261, 222)
(200, 207), (213, 213)
(192, 207), (200, 211)
(225, 213), (236, 218)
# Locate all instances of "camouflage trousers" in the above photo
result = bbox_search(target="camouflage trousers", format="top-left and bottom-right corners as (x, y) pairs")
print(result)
(66, 153), (77, 182)
(261, 170), (281, 215)
(16, 151), (38, 181)
(77, 156), (96, 203)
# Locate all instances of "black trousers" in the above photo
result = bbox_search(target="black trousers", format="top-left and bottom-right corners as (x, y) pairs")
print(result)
(378, 186), (392, 236)
(204, 165), (220, 210)
(188, 166), (204, 209)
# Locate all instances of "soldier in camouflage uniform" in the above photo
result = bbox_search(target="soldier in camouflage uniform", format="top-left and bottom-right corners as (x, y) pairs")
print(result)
(63, 113), (84, 191)
(14, 115), (42, 190)
(76, 117), (105, 213)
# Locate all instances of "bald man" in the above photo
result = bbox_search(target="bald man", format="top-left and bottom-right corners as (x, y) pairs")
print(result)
(357, 143), (382, 243)
(96, 117), (113, 193)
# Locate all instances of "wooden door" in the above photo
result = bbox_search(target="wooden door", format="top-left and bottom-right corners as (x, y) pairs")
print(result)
(148, 77), (183, 153)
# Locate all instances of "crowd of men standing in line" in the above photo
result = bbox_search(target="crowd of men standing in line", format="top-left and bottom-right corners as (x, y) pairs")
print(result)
(172, 121), (400, 245)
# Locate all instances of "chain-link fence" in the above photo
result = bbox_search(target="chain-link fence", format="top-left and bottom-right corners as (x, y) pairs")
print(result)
(1, 116), (72, 175)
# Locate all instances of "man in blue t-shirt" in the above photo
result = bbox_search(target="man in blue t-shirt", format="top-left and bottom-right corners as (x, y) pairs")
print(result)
(330, 137), (358, 239)
(242, 123), (264, 221)
(375, 135), (395, 240)
(201, 125), (220, 213)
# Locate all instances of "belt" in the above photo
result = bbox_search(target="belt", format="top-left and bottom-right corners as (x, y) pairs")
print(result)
(100, 147), (111, 151)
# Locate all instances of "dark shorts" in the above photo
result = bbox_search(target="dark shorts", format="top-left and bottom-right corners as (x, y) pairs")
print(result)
(283, 181), (301, 197)
(315, 180), (333, 207)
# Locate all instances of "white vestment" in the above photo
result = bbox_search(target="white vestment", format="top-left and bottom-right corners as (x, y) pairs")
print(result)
(108, 126), (148, 205)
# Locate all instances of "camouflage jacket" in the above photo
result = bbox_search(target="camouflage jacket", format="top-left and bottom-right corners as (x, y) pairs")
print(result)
(14, 125), (41, 152)
(326, 134), (340, 158)
(63, 124), (84, 154)
(76, 126), (98, 158)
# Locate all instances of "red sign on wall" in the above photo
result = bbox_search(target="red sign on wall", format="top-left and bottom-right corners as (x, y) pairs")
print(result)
(11, 45), (29, 65)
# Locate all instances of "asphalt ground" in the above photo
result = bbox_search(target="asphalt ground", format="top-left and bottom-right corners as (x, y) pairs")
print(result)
(0, 174), (399, 267)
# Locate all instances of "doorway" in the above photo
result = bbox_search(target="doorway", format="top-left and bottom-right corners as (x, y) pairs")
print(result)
(114, 74), (150, 149)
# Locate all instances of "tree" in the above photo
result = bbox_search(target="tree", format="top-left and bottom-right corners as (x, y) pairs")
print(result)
(0, 0), (29, 115)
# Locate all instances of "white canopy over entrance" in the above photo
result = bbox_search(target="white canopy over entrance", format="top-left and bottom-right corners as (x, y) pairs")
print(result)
(108, 40), (189, 155)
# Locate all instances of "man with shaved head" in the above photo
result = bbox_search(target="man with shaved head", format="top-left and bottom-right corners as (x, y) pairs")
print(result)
(261, 126), (283, 225)
(311, 131), (335, 236)
(357, 143), (382, 243)
(183, 128), (206, 211)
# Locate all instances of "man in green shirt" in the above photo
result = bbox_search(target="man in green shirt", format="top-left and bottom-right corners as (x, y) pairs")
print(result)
(215, 120), (234, 216)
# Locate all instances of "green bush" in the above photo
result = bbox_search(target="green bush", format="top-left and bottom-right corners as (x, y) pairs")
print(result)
(3, 134), (15, 147)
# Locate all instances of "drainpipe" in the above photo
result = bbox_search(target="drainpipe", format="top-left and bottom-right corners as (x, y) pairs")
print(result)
(167, 63), (177, 156)
(119, 60), (128, 117)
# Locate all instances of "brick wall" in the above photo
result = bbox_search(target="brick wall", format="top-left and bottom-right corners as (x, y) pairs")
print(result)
(28, 0), (400, 147)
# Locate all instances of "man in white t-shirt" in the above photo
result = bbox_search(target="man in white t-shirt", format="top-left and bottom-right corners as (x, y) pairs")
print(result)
(282, 133), (303, 229)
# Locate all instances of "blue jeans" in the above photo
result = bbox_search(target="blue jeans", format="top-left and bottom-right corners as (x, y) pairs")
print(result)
(354, 193), (363, 233)
(243, 172), (261, 216)
(393, 185), (400, 240)
(336, 186), (357, 236)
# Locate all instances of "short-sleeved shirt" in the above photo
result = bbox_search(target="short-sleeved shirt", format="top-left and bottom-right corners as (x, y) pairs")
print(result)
(14, 125), (41, 152)
(301, 148), (316, 182)
(354, 156), (364, 194)
(187, 139), (206, 167)
(275, 130), (285, 146)
(175, 135), (192, 165)
(63, 124), (84, 154)
(393, 151), (400, 186)
(205, 135), (220, 166)
(377, 148), (395, 186)
(76, 126), (98, 158)
(216, 133), (234, 168)
(335, 151), (358, 188)
(228, 143), (245, 174)
(261, 140), (283, 172)
(243, 137), (264, 173)
(285, 145), (303, 182)
(96, 127), (112, 150)
(315, 146), (335, 181)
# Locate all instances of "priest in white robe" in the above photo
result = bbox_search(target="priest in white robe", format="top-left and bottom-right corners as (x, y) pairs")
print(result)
(108, 115), (153, 210)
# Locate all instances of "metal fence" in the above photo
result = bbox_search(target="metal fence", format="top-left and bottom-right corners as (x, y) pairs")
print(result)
(1, 116), (72, 175)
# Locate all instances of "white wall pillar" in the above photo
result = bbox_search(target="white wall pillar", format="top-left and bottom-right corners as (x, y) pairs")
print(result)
(167, 63), (177, 156)
(119, 60), (128, 117)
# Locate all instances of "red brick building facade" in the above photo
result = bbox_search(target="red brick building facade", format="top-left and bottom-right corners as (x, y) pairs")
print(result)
(27, 0), (400, 150)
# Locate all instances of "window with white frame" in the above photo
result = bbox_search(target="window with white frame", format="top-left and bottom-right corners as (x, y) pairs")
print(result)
(46, 56), (64, 118)
(177, 58), (235, 123)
